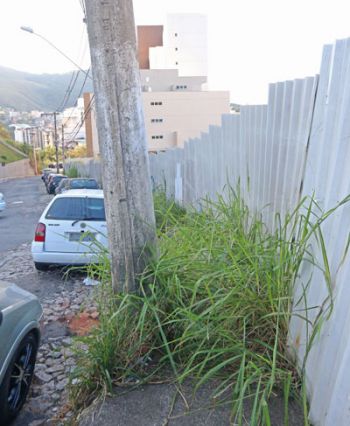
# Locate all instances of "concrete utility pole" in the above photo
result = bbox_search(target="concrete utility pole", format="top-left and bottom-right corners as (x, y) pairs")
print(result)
(42, 112), (60, 173)
(61, 124), (65, 166)
(85, 0), (157, 293)
(30, 129), (38, 175)
(53, 113), (59, 173)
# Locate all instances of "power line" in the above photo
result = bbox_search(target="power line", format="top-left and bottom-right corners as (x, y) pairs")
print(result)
(69, 95), (94, 138)
(76, 68), (91, 99)
(56, 25), (87, 112)
(62, 67), (91, 132)
(65, 95), (95, 146)
(57, 70), (80, 112)
(79, 0), (86, 19)
(57, 71), (77, 111)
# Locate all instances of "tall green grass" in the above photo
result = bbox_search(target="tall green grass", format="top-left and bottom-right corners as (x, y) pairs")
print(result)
(65, 165), (80, 178)
(70, 190), (345, 424)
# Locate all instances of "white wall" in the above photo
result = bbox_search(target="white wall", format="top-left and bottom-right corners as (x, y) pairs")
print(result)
(0, 159), (34, 179)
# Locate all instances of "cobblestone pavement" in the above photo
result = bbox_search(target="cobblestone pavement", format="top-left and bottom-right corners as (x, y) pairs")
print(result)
(0, 243), (99, 425)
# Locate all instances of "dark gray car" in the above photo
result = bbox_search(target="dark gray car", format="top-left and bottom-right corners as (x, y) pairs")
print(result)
(55, 178), (100, 194)
(0, 281), (42, 424)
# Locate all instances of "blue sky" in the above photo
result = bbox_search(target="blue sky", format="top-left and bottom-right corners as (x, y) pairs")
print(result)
(0, 0), (350, 104)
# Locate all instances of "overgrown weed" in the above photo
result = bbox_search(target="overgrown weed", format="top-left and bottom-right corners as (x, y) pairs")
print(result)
(69, 190), (345, 424)
(65, 165), (80, 178)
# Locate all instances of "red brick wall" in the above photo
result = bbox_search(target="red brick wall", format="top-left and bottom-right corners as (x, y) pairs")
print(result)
(137, 26), (163, 69)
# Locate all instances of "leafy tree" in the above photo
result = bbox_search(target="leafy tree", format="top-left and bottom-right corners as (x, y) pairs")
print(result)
(0, 124), (10, 141)
(66, 145), (87, 159)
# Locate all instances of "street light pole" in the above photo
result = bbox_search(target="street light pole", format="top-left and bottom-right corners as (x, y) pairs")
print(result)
(20, 26), (91, 79)
(20, 25), (89, 173)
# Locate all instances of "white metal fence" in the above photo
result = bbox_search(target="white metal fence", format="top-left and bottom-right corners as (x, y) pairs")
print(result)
(65, 38), (350, 426)
(149, 76), (318, 230)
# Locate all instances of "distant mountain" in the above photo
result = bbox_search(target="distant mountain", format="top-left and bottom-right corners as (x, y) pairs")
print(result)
(0, 66), (93, 112)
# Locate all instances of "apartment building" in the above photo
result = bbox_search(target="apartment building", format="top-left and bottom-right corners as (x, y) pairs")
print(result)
(84, 14), (230, 156)
(11, 124), (54, 149)
(141, 69), (229, 150)
(61, 98), (85, 146)
(149, 14), (208, 78)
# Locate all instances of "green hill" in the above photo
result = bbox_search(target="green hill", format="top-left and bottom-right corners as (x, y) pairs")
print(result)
(0, 141), (26, 163)
(0, 66), (93, 112)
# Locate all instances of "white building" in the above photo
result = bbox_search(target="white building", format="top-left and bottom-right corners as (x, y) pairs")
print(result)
(11, 124), (32, 144)
(10, 124), (53, 149)
(61, 98), (85, 145)
(85, 69), (229, 154)
(84, 14), (229, 156)
(149, 14), (208, 78)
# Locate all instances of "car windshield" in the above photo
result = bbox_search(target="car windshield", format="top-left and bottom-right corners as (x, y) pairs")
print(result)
(46, 197), (106, 221)
(53, 176), (66, 183)
(70, 179), (99, 189)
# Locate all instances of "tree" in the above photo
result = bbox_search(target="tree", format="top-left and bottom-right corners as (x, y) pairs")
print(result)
(0, 125), (10, 141)
(85, 0), (157, 293)
(66, 145), (87, 159)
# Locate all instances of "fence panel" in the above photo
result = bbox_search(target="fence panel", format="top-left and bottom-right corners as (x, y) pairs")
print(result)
(65, 37), (350, 426)
(289, 38), (350, 426)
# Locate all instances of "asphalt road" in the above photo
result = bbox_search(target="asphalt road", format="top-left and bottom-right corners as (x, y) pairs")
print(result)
(0, 176), (83, 302)
(0, 176), (52, 252)
(0, 177), (87, 425)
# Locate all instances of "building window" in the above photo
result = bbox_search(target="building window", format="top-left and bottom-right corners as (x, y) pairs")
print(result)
(150, 101), (163, 106)
(151, 118), (163, 123)
(175, 62), (178, 65)
(174, 33), (178, 37)
(175, 85), (187, 90)
(175, 47), (178, 51)
(151, 135), (164, 140)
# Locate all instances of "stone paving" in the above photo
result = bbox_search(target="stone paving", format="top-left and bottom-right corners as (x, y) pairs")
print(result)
(27, 285), (98, 425)
(0, 243), (36, 281)
(0, 243), (99, 425)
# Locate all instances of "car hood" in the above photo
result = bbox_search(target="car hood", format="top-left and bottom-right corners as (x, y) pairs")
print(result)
(0, 280), (39, 311)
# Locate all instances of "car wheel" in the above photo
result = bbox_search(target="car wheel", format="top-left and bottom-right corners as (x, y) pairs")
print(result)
(34, 262), (50, 271)
(0, 332), (38, 424)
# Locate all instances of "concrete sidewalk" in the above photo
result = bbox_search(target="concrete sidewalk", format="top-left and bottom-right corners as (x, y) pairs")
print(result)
(78, 380), (305, 426)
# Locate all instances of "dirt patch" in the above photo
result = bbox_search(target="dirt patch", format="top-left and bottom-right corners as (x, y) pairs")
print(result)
(66, 311), (99, 336)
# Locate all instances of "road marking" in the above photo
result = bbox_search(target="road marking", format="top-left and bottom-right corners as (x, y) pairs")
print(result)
(12, 201), (24, 205)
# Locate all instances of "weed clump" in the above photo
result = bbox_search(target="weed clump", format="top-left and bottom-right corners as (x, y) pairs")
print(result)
(70, 191), (333, 424)
(65, 165), (80, 178)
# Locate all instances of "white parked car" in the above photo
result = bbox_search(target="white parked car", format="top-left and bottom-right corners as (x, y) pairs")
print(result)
(0, 192), (6, 213)
(31, 189), (108, 271)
